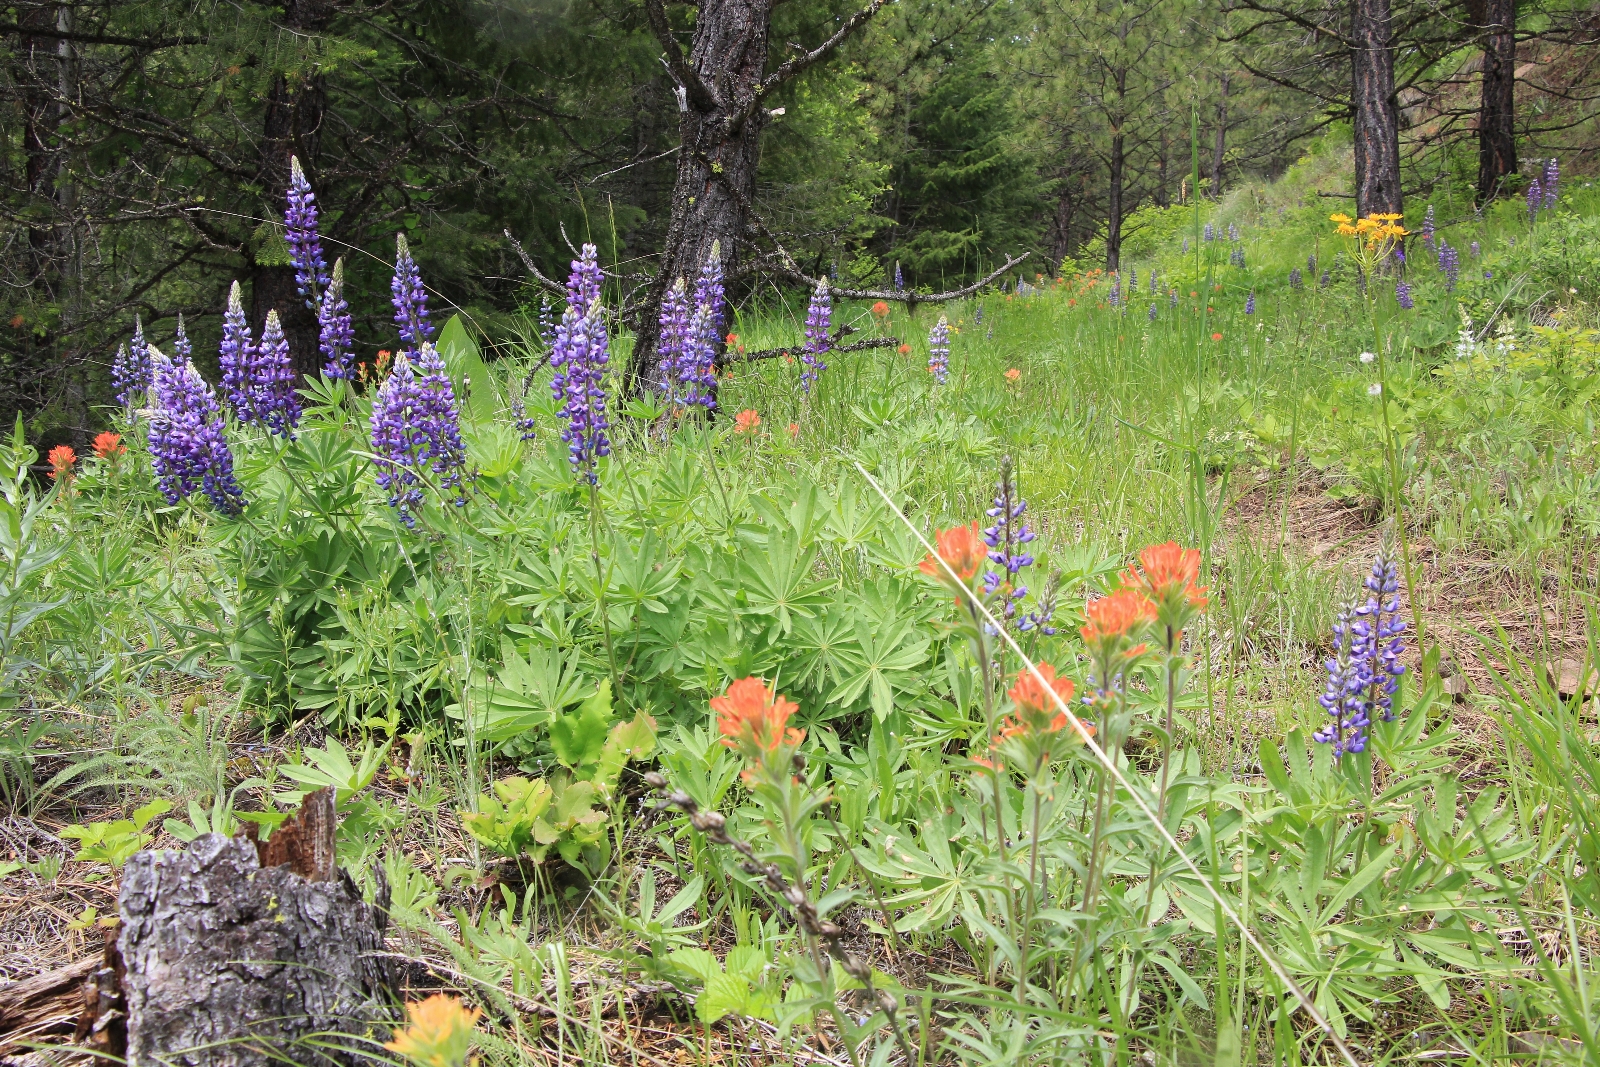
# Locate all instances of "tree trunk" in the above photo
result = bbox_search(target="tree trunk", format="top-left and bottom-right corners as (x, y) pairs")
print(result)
(1211, 73), (1229, 200)
(116, 790), (394, 1067)
(1106, 130), (1125, 272)
(1351, 0), (1403, 218)
(627, 0), (774, 395)
(1155, 130), (1170, 208)
(251, 0), (334, 380)
(1474, 0), (1516, 203)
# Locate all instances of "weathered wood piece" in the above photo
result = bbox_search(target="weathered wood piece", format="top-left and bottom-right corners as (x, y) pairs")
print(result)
(0, 955), (99, 1053)
(116, 788), (393, 1066)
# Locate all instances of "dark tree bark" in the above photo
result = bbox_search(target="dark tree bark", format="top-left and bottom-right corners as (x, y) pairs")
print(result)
(1351, 0), (1403, 217)
(1473, 0), (1516, 202)
(251, 0), (334, 380)
(1211, 72), (1229, 199)
(116, 790), (394, 1067)
(629, 0), (884, 393)
(1155, 130), (1170, 208)
(1106, 127), (1125, 271)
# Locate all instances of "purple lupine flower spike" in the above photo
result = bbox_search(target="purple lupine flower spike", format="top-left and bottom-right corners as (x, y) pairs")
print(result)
(1108, 278), (1121, 308)
(285, 156), (329, 309)
(1395, 279), (1413, 309)
(927, 313), (950, 385)
(1314, 546), (1408, 758)
(538, 296), (556, 348)
(1245, 292), (1256, 315)
(173, 314), (192, 361)
(1129, 267), (1138, 290)
(684, 243), (724, 411)
(1352, 547), (1407, 724)
(319, 258), (356, 379)
(1307, 253), (1317, 275)
(656, 277), (693, 406)
(1203, 222), (1215, 242)
(1437, 240), (1460, 292)
(511, 393), (538, 442)
(1313, 601), (1370, 758)
(975, 305), (984, 324)
(1470, 241), (1481, 257)
(981, 455), (1037, 625)
(1527, 180), (1543, 223)
(392, 234), (433, 356)
(113, 315), (153, 406)
(219, 282), (255, 420)
(1543, 158), (1559, 208)
(1420, 205), (1435, 244)
(369, 342), (468, 527)
(549, 244), (612, 483)
(801, 278), (831, 394)
(254, 310), (301, 438)
(894, 262), (904, 290)
(1289, 268), (1303, 290)
(148, 346), (246, 515)
(1148, 303), (1157, 322)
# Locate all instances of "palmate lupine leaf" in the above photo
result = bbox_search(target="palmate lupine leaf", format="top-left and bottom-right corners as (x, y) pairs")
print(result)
(735, 526), (833, 639)
(829, 612), (931, 720)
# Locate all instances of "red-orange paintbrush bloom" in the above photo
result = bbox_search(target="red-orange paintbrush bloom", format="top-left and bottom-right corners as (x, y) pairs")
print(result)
(714, 677), (805, 755)
(1009, 663), (1075, 715)
(1080, 588), (1156, 650)
(919, 521), (986, 586)
(47, 444), (76, 481)
(92, 431), (125, 459)
(1124, 541), (1208, 610)
(1003, 663), (1093, 740)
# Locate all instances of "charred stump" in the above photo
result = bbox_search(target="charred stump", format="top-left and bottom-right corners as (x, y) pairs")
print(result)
(113, 788), (394, 1067)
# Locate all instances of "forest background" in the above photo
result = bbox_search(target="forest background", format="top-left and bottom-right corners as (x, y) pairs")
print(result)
(2, 0), (1599, 443)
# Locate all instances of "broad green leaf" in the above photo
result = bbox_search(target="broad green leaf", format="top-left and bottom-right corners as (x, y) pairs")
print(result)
(549, 681), (613, 771)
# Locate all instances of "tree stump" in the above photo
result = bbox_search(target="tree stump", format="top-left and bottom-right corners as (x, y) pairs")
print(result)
(115, 789), (394, 1067)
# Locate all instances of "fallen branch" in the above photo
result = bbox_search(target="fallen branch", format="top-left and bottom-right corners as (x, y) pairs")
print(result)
(727, 323), (900, 365)
(775, 252), (1032, 308)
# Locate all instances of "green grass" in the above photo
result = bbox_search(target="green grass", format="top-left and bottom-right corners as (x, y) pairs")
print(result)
(6, 168), (1600, 1066)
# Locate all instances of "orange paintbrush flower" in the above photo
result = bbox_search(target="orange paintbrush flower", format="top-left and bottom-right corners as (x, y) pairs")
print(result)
(384, 994), (481, 1067)
(92, 431), (125, 459)
(1080, 588), (1155, 648)
(734, 409), (761, 435)
(47, 444), (76, 481)
(1124, 541), (1209, 612)
(1008, 663), (1075, 714)
(713, 677), (805, 755)
(919, 521), (986, 585)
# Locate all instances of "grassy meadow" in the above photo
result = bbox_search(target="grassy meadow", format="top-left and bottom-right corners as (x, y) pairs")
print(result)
(6, 160), (1600, 1066)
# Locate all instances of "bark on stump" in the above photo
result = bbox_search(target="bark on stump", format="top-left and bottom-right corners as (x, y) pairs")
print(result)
(115, 789), (393, 1067)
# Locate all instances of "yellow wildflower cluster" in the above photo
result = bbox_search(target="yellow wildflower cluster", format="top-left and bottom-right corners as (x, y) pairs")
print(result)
(1331, 212), (1407, 249)
(1331, 212), (1407, 275)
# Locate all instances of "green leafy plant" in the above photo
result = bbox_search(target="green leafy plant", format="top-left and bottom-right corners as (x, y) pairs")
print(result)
(61, 798), (173, 867)
(460, 681), (657, 870)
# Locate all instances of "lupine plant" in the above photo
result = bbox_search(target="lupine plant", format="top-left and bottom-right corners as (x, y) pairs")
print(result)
(800, 278), (830, 394)
(218, 280), (256, 419)
(112, 316), (151, 407)
(980, 455), (1035, 625)
(549, 244), (611, 482)
(393, 234), (434, 357)
(369, 342), (468, 526)
(148, 348), (246, 515)
(655, 277), (694, 408)
(927, 313), (950, 384)
(319, 259), (356, 379)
